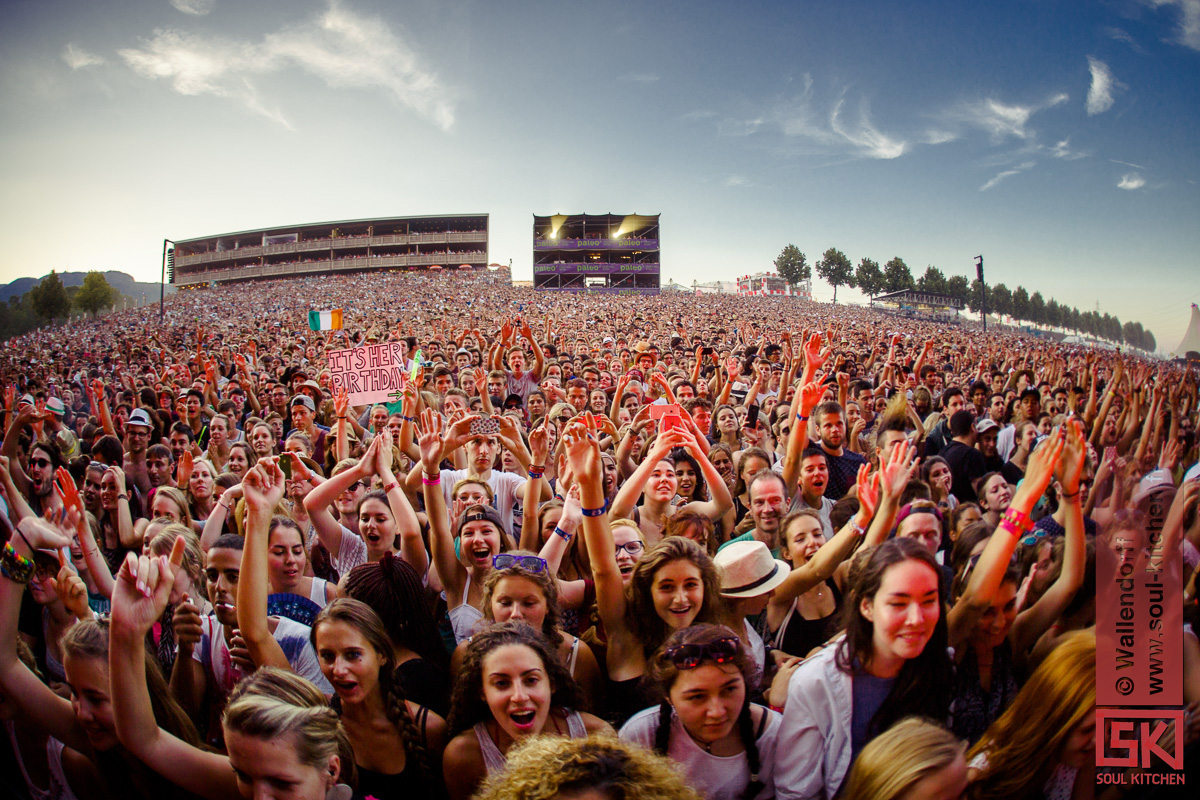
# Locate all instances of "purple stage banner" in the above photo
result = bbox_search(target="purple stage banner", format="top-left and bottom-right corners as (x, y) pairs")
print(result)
(533, 262), (659, 275)
(534, 286), (659, 295)
(534, 238), (658, 251)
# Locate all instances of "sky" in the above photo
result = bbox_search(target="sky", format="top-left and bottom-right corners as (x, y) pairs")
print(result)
(2, 0), (1198, 351)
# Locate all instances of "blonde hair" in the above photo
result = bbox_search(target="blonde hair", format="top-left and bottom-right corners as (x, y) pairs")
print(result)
(473, 733), (702, 800)
(223, 669), (354, 788)
(147, 524), (204, 588)
(841, 717), (965, 800)
(966, 631), (1096, 800)
(151, 486), (194, 529)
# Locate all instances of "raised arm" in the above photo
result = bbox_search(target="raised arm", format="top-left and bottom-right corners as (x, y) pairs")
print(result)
(1011, 419), (1087, 654)
(373, 437), (428, 575)
(237, 458), (293, 671)
(675, 425), (734, 521)
(303, 451), (369, 561)
(55, 467), (114, 597)
(949, 427), (1065, 649)
(609, 429), (684, 520)
(109, 541), (237, 800)
(416, 410), (468, 603)
(519, 419), (551, 551)
(781, 377), (825, 496)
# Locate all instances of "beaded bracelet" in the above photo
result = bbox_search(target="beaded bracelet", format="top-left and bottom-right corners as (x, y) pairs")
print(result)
(1000, 507), (1034, 536)
(581, 505), (607, 517)
(422, 474), (441, 486)
(553, 526), (574, 542)
(0, 542), (35, 584)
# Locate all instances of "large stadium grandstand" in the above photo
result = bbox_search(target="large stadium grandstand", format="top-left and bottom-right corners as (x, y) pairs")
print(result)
(170, 214), (488, 286)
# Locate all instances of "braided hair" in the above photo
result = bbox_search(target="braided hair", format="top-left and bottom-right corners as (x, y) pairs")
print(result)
(311, 599), (435, 786)
(343, 553), (449, 669)
(647, 624), (764, 800)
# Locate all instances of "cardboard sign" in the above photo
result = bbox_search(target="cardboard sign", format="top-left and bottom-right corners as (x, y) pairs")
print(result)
(327, 343), (409, 406)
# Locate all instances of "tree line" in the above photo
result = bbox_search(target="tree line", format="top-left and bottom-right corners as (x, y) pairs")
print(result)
(1, 270), (117, 341)
(773, 245), (1156, 352)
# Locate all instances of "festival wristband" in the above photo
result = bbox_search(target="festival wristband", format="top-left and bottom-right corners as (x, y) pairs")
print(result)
(581, 505), (607, 517)
(553, 526), (574, 542)
(422, 474), (441, 486)
(382, 481), (399, 494)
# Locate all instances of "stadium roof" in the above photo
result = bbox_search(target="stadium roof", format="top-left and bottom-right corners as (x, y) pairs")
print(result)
(175, 213), (488, 245)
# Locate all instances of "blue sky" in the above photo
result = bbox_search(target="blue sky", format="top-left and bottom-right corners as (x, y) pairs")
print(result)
(2, 0), (1197, 350)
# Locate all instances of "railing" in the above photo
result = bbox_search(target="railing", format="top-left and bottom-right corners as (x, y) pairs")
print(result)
(176, 231), (488, 266)
(174, 252), (488, 285)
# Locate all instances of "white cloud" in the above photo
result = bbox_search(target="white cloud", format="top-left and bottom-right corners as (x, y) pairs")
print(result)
(1142, 0), (1200, 50)
(1086, 57), (1117, 115)
(1118, 172), (1146, 190)
(979, 160), (1035, 191)
(723, 175), (751, 187)
(769, 78), (907, 159)
(62, 43), (105, 70)
(119, 0), (454, 130)
(942, 93), (1068, 142)
(171, 0), (214, 14)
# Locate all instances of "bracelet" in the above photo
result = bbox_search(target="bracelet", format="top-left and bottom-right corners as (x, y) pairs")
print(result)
(1059, 487), (1081, 500)
(117, 494), (129, 501)
(0, 542), (35, 584)
(852, 522), (868, 537)
(422, 474), (441, 486)
(553, 526), (574, 542)
(382, 481), (399, 493)
(581, 505), (607, 517)
(1000, 507), (1034, 536)
(768, 703), (785, 714)
(400, 415), (416, 422)
(796, 415), (809, 421)
(527, 466), (545, 479)
(337, 416), (348, 421)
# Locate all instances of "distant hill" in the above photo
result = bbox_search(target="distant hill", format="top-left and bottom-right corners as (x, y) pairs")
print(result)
(1, 271), (175, 303)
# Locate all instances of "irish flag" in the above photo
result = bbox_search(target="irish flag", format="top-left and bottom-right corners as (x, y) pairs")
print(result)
(308, 309), (343, 331)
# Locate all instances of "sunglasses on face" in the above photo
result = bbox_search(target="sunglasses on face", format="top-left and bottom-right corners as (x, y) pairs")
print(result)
(664, 637), (741, 669)
(492, 553), (548, 572)
(29, 458), (53, 469)
(339, 481), (364, 494)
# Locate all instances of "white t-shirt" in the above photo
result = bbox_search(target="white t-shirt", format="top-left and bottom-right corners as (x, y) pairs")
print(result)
(190, 614), (332, 696)
(620, 705), (781, 800)
(441, 468), (527, 534)
(305, 523), (368, 577)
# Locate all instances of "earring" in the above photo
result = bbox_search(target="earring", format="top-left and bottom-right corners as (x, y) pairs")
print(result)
(326, 784), (353, 800)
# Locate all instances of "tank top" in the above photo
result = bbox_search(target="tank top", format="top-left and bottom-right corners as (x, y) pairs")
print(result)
(354, 705), (438, 800)
(473, 709), (588, 775)
(4, 722), (79, 800)
(309, 577), (330, 607)
(448, 572), (485, 644)
(770, 578), (843, 658)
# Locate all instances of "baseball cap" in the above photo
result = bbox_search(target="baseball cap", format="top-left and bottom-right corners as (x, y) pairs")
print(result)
(974, 418), (1000, 435)
(290, 394), (316, 412)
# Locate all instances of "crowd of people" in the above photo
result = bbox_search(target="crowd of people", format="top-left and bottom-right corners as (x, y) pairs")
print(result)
(1, 267), (1198, 800)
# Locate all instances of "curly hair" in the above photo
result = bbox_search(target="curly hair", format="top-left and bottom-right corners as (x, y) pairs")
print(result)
(836, 539), (953, 737)
(481, 550), (565, 649)
(310, 599), (434, 785)
(646, 624), (764, 800)
(446, 622), (581, 735)
(625, 537), (727, 658)
(472, 733), (702, 800)
(965, 631), (1096, 800)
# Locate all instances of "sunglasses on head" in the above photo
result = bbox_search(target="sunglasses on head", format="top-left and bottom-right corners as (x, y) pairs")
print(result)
(492, 553), (547, 573)
(664, 637), (741, 670)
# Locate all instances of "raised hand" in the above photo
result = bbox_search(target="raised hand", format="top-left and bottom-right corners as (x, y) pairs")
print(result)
(1016, 427), (1067, 509)
(54, 466), (83, 514)
(111, 536), (185, 636)
(561, 414), (603, 483)
(879, 439), (918, 501)
(855, 464), (880, 523)
(333, 387), (349, 419)
(242, 458), (285, 514)
(798, 373), (827, 415)
(1056, 418), (1086, 496)
(528, 419), (550, 466)
(415, 409), (446, 471)
(804, 334), (830, 371)
(173, 593), (203, 656)
(177, 450), (194, 488)
(54, 551), (91, 621)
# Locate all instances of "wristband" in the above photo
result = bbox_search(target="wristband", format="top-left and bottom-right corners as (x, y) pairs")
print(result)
(382, 481), (399, 493)
(422, 474), (441, 486)
(527, 466), (545, 479)
(553, 526), (574, 542)
(852, 522), (868, 537)
(117, 494), (129, 501)
(1, 542), (35, 584)
(581, 505), (607, 517)
(1059, 487), (1081, 500)
(768, 704), (785, 714)
(796, 415), (809, 421)
(337, 416), (348, 421)
(400, 415), (416, 422)
(1000, 507), (1034, 536)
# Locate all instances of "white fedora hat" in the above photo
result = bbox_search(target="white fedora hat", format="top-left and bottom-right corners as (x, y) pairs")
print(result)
(714, 540), (791, 598)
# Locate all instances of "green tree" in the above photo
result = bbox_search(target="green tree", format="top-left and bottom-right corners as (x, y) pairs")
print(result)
(1029, 292), (1046, 326)
(917, 266), (948, 295)
(773, 244), (810, 288)
(1010, 286), (1029, 323)
(967, 278), (984, 314)
(854, 257), (885, 298)
(815, 247), (854, 303)
(74, 271), (115, 317)
(29, 270), (71, 321)
(988, 283), (1011, 319)
(883, 257), (914, 294)
(945, 274), (969, 303)
(1143, 329), (1156, 352)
